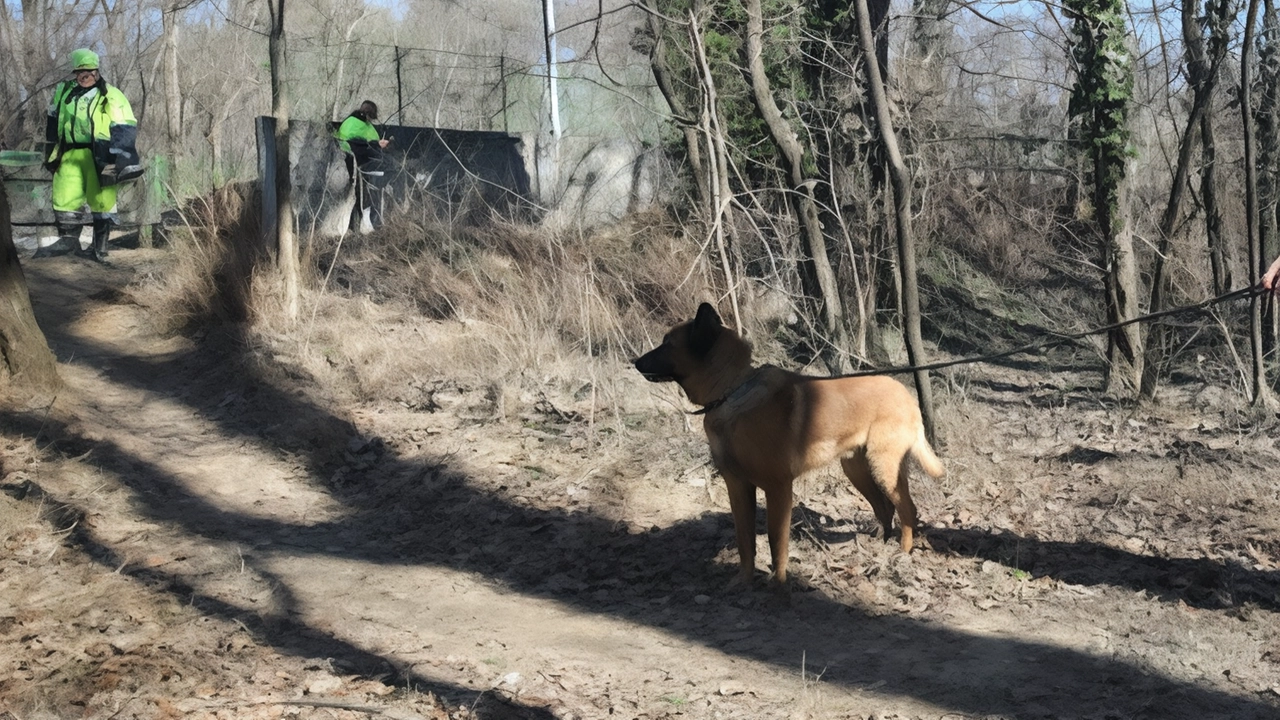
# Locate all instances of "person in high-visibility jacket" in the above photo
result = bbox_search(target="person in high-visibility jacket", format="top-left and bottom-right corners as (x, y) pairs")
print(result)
(37, 48), (142, 263)
(335, 100), (390, 231)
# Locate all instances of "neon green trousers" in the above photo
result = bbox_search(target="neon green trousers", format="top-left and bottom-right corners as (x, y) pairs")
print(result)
(52, 148), (116, 215)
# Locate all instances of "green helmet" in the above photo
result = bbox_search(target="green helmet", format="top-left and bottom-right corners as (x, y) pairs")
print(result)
(70, 48), (99, 71)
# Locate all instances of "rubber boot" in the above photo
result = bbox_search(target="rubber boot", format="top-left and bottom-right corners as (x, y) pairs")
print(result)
(363, 167), (385, 230)
(367, 186), (384, 230)
(32, 224), (80, 258)
(77, 218), (111, 264)
(348, 184), (365, 233)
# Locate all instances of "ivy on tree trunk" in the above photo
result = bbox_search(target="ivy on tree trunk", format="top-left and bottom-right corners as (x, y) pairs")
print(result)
(1065, 0), (1143, 392)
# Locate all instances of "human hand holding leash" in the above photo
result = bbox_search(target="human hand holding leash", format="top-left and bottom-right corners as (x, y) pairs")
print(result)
(1264, 255), (1280, 296)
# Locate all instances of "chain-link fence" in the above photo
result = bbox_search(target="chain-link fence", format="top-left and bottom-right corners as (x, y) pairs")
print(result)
(2, 26), (667, 233)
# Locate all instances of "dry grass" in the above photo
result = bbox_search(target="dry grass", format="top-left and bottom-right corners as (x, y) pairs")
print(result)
(130, 193), (730, 432)
(925, 175), (1062, 285)
(131, 181), (1163, 436)
(134, 182), (262, 333)
(269, 207), (712, 400)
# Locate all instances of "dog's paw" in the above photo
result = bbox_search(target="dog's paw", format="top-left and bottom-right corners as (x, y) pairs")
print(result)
(766, 582), (792, 609)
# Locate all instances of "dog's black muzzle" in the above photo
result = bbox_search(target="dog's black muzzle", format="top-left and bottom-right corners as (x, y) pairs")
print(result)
(633, 349), (676, 383)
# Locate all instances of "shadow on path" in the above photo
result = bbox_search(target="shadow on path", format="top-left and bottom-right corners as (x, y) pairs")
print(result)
(8, 264), (1278, 719)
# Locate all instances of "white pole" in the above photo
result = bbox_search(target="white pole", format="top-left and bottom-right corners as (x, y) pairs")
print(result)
(543, 0), (561, 143)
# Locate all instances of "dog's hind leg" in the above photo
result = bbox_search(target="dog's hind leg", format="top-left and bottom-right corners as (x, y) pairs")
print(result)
(723, 472), (759, 587)
(888, 464), (919, 553)
(867, 449), (918, 553)
(841, 451), (895, 541)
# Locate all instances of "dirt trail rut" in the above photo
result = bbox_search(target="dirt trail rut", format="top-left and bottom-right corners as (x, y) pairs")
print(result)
(4, 251), (1280, 720)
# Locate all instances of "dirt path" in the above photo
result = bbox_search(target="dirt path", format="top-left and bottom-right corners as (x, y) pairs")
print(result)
(3, 251), (1280, 719)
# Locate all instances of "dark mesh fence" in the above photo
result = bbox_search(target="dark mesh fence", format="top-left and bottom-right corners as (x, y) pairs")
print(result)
(259, 117), (535, 242)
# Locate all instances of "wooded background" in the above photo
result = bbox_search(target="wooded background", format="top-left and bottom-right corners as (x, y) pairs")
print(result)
(4, 0), (1280, 408)
(0, 0), (660, 194)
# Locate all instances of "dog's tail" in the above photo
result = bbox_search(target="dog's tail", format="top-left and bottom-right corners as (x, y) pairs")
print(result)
(911, 424), (946, 478)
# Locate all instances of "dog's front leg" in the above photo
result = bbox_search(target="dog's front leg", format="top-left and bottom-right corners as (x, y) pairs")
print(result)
(722, 472), (757, 587)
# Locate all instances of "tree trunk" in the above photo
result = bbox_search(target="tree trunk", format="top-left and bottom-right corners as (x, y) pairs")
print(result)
(1242, 0), (1275, 406)
(330, 9), (369, 122)
(743, 0), (850, 372)
(0, 187), (60, 404)
(207, 112), (223, 189)
(688, 13), (742, 330)
(851, 0), (937, 442)
(907, 0), (951, 103)
(1204, 0), (1234, 296)
(1256, 0), (1280, 355)
(268, 0), (298, 322)
(1099, 177), (1144, 394)
(1259, 0), (1280, 267)
(1203, 113), (1228, 293)
(643, 2), (707, 211)
(208, 83), (245, 190)
(862, 0), (898, 362)
(0, 1), (26, 145)
(1141, 0), (1223, 398)
(1066, 0), (1143, 393)
(16, 0), (46, 139)
(864, 0), (891, 190)
(163, 2), (182, 170)
(156, 0), (183, 249)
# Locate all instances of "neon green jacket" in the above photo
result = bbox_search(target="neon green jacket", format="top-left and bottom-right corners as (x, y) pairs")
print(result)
(45, 79), (138, 172)
(335, 113), (380, 154)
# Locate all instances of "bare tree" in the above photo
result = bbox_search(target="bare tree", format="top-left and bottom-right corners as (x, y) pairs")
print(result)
(744, 0), (850, 372)
(1257, 0), (1280, 269)
(641, 2), (707, 210)
(1256, 0), (1280, 353)
(149, 0), (192, 246)
(687, 11), (742, 329)
(906, 0), (952, 105)
(1241, 0), (1275, 406)
(1203, 0), (1234, 296)
(1141, 0), (1236, 397)
(0, 187), (59, 403)
(268, 0), (298, 321)
(0, 0), (95, 147)
(1065, 0), (1143, 394)
(162, 1), (183, 168)
(852, 0), (936, 441)
(326, 2), (371, 121)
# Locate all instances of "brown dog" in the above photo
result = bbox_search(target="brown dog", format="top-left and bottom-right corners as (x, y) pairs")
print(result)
(634, 303), (944, 588)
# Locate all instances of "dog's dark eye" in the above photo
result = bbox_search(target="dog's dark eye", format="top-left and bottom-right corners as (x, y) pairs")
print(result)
(689, 324), (717, 357)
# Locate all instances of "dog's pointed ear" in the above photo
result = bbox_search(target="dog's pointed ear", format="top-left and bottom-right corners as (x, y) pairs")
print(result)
(690, 302), (723, 356)
(693, 302), (722, 331)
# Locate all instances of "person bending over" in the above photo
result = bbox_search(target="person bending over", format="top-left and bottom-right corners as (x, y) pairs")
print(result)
(335, 100), (390, 232)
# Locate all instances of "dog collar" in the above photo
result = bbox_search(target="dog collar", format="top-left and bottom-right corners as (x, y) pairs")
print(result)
(689, 369), (761, 416)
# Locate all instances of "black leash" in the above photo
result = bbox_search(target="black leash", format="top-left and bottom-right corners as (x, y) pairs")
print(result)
(835, 284), (1262, 379)
(684, 285), (1264, 415)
